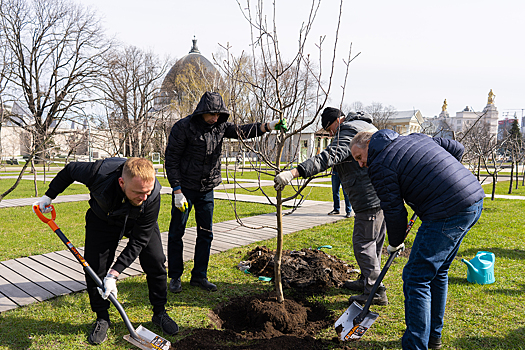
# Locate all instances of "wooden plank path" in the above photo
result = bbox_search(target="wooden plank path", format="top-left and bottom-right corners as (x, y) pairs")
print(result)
(0, 193), (350, 313)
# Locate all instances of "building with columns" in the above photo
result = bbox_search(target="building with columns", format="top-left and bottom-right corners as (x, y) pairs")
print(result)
(434, 90), (499, 139)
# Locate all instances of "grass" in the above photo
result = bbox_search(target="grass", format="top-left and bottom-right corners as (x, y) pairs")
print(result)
(216, 184), (337, 202)
(0, 195), (276, 261)
(0, 178), (88, 199)
(0, 185), (524, 349)
(482, 180), (525, 196)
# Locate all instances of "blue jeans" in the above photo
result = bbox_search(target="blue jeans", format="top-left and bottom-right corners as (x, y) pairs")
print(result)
(168, 188), (214, 280)
(332, 172), (351, 213)
(402, 199), (483, 350)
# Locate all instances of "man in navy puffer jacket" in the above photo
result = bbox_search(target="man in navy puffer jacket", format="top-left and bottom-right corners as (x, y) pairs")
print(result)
(350, 129), (484, 350)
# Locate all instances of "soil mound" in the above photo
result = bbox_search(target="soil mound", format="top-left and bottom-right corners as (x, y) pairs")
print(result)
(245, 246), (357, 292)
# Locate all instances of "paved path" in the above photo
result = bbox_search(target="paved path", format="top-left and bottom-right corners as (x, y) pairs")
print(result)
(0, 191), (349, 313)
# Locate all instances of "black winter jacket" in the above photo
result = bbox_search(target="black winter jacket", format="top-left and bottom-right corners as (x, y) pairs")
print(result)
(297, 113), (381, 213)
(45, 157), (162, 273)
(165, 92), (265, 192)
(367, 129), (485, 246)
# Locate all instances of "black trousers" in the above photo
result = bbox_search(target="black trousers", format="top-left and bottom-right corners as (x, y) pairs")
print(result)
(84, 209), (167, 314)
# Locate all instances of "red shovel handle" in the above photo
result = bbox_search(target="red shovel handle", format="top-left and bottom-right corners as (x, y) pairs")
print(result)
(34, 205), (59, 231)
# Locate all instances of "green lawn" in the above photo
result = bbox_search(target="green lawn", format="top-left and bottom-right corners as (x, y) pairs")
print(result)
(0, 195), (276, 261)
(482, 180), (525, 196)
(0, 178), (88, 199)
(0, 195), (524, 349)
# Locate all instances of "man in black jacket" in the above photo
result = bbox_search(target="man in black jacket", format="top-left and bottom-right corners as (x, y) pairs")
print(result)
(350, 129), (484, 350)
(33, 157), (178, 345)
(165, 91), (286, 293)
(274, 107), (388, 306)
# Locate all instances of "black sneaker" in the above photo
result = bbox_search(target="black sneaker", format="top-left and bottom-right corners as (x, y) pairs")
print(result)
(344, 275), (365, 291)
(190, 277), (217, 292)
(428, 336), (443, 349)
(152, 311), (179, 336)
(169, 278), (182, 293)
(88, 318), (110, 345)
(345, 211), (354, 218)
(327, 209), (340, 215)
(348, 286), (388, 306)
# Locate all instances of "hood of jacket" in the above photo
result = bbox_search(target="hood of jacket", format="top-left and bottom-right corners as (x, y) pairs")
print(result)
(368, 129), (399, 165)
(190, 91), (230, 125)
(346, 111), (373, 124)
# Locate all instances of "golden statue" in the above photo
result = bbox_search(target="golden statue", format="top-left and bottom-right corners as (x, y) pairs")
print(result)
(442, 99), (447, 111)
(488, 89), (495, 104)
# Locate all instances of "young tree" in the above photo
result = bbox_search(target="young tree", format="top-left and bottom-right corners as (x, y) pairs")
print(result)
(217, 0), (356, 302)
(0, 0), (110, 201)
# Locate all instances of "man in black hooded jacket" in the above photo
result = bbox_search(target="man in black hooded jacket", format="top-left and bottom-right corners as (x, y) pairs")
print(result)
(274, 107), (388, 306)
(165, 91), (287, 293)
(32, 157), (178, 345)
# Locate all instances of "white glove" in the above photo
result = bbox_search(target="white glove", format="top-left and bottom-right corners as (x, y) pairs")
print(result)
(32, 195), (53, 213)
(274, 170), (294, 191)
(173, 192), (188, 212)
(97, 274), (118, 300)
(387, 243), (405, 254)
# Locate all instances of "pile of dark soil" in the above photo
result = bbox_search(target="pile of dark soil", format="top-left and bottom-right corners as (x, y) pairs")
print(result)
(245, 246), (358, 293)
(169, 246), (387, 349)
(170, 292), (358, 350)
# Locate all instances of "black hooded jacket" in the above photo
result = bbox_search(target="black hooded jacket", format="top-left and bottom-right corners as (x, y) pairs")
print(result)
(45, 157), (162, 273)
(165, 92), (265, 191)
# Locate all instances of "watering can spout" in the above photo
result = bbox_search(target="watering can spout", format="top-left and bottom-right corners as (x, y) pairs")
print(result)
(461, 258), (478, 274)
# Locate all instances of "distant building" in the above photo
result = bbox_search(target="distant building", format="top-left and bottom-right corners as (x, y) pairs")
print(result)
(498, 118), (515, 141)
(384, 110), (424, 135)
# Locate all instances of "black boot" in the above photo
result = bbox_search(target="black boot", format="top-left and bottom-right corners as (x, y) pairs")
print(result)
(428, 336), (443, 349)
(344, 274), (365, 291)
(152, 311), (179, 336)
(169, 277), (182, 293)
(88, 318), (111, 345)
(190, 277), (217, 292)
(348, 286), (388, 306)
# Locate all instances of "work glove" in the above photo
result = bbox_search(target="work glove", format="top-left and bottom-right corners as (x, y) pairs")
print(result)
(274, 170), (294, 191)
(173, 192), (188, 212)
(97, 274), (118, 300)
(268, 119), (288, 132)
(387, 243), (405, 254)
(32, 195), (53, 213)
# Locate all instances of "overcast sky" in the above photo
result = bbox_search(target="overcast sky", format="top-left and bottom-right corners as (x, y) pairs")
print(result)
(80, 0), (524, 120)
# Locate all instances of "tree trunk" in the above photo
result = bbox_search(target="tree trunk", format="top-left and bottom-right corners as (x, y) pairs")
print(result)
(515, 160), (519, 189)
(491, 172), (496, 200)
(274, 189), (284, 303)
(508, 161), (514, 194)
(32, 158), (38, 197)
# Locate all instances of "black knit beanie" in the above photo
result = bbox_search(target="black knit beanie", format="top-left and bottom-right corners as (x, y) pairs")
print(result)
(321, 107), (344, 129)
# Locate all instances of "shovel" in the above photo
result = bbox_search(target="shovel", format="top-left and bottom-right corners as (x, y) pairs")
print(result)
(34, 205), (171, 350)
(335, 213), (418, 341)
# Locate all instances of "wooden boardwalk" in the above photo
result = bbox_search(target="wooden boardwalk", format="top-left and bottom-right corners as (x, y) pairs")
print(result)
(0, 193), (349, 313)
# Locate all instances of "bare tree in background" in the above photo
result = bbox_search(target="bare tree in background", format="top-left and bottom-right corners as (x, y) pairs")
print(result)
(0, 0), (110, 201)
(97, 45), (169, 157)
(215, 0), (357, 302)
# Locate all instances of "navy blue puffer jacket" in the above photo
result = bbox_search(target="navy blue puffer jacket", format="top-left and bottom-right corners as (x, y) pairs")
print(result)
(367, 129), (485, 246)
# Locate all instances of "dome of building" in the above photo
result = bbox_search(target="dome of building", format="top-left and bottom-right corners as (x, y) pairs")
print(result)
(157, 37), (219, 107)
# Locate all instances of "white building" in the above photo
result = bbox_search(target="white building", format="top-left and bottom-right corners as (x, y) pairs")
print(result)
(384, 110), (425, 135)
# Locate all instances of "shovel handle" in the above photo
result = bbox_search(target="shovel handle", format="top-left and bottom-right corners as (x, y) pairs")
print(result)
(33, 205), (141, 342)
(354, 213), (418, 325)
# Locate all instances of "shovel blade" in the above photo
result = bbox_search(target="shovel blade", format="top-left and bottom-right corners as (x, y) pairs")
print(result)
(123, 325), (171, 350)
(334, 301), (379, 341)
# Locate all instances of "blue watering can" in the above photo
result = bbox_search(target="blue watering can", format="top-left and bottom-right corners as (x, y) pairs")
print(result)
(461, 251), (495, 285)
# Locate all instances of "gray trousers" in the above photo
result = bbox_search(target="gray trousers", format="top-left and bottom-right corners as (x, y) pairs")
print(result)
(352, 208), (386, 294)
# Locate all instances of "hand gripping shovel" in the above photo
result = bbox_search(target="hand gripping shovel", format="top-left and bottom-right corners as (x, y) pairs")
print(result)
(335, 213), (418, 341)
(34, 205), (171, 350)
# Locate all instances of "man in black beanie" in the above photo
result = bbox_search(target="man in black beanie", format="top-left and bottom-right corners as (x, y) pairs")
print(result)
(274, 107), (389, 306)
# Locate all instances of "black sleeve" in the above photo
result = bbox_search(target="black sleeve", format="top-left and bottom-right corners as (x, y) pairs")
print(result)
(165, 122), (187, 189)
(44, 161), (99, 199)
(223, 122), (264, 139)
(112, 188), (161, 273)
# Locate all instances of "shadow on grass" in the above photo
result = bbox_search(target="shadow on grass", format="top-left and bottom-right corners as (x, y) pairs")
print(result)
(453, 326), (525, 349)
(458, 247), (525, 260)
